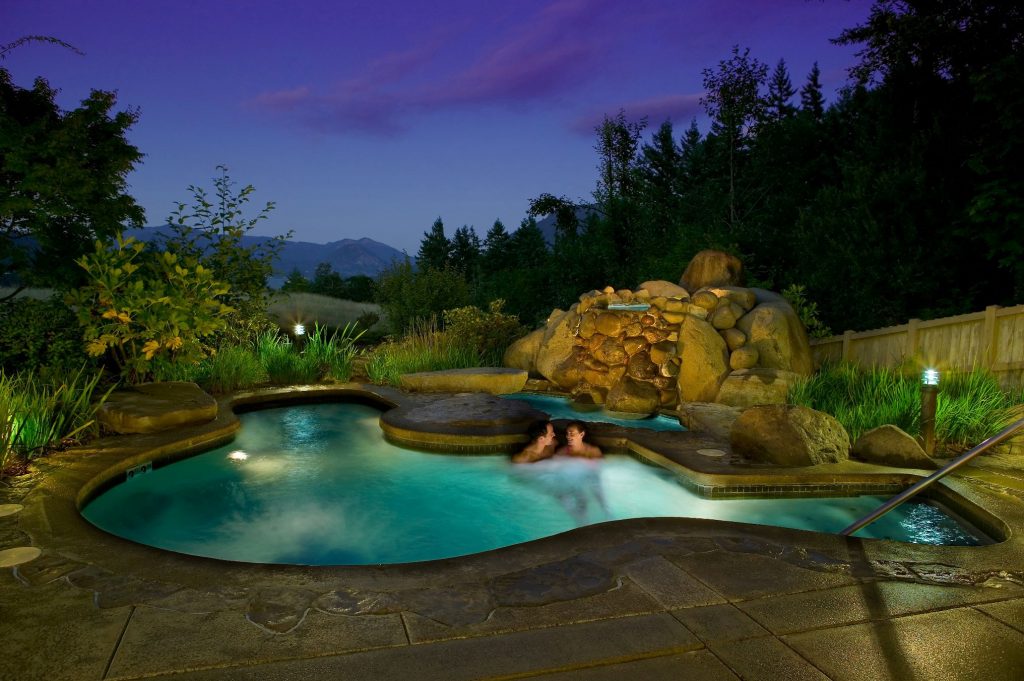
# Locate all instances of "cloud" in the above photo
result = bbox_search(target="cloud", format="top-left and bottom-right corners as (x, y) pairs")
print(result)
(246, 0), (624, 136)
(570, 93), (705, 136)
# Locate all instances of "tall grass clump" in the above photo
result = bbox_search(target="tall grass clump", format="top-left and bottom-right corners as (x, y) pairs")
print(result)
(302, 323), (365, 382)
(196, 344), (267, 394)
(366, 317), (483, 386)
(1, 367), (111, 474)
(789, 362), (1024, 453)
(256, 331), (317, 384)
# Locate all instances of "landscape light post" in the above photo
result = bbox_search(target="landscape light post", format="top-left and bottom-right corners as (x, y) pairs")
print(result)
(293, 322), (306, 353)
(921, 369), (939, 456)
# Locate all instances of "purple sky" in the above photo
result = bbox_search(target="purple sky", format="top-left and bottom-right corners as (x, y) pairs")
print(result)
(5, 0), (870, 254)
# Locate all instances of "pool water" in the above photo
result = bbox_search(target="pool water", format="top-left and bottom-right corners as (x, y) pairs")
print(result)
(81, 403), (988, 566)
(502, 393), (685, 431)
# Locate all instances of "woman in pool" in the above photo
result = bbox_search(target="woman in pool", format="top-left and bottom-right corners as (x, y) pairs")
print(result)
(511, 420), (557, 463)
(556, 420), (603, 459)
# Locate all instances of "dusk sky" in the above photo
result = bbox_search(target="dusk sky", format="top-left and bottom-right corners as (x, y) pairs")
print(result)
(5, 0), (870, 254)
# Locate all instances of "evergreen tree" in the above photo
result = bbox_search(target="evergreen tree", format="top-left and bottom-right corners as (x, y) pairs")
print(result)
(280, 268), (310, 292)
(449, 225), (481, 283)
(800, 62), (825, 120)
(310, 262), (346, 298)
(766, 59), (797, 121)
(482, 219), (512, 267)
(416, 217), (450, 270)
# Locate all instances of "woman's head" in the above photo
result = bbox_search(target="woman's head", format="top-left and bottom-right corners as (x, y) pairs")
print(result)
(565, 420), (587, 445)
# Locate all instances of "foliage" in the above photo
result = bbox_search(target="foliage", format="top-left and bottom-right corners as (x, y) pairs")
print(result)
(193, 345), (267, 394)
(374, 258), (470, 334)
(781, 284), (833, 339)
(1, 366), (110, 474)
(365, 317), (483, 386)
(301, 323), (365, 382)
(416, 217), (450, 271)
(66, 234), (234, 382)
(266, 291), (384, 338)
(282, 264), (377, 302)
(256, 331), (317, 385)
(164, 166), (290, 345)
(788, 363), (1022, 452)
(442, 300), (526, 365)
(0, 296), (88, 376)
(0, 67), (145, 295)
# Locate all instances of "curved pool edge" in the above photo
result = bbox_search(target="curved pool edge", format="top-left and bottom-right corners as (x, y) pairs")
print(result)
(8, 384), (1024, 599)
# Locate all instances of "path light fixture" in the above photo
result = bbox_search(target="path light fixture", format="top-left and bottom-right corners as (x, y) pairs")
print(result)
(293, 322), (306, 351)
(921, 368), (939, 455)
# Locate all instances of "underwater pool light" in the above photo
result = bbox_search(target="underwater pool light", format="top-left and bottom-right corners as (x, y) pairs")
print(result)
(228, 450), (249, 461)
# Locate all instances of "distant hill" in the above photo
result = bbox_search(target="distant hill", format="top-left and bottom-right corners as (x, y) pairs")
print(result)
(124, 227), (407, 286)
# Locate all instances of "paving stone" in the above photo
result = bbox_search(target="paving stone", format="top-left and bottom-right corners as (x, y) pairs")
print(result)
(0, 570), (131, 681)
(520, 650), (739, 680)
(404, 578), (663, 643)
(13, 552), (85, 586)
(151, 613), (701, 681)
(671, 603), (771, 643)
(737, 580), (1024, 635)
(106, 606), (408, 679)
(784, 607), (1024, 681)
(975, 598), (1024, 633)
(709, 636), (829, 681)
(668, 547), (860, 601)
(246, 587), (319, 633)
(623, 555), (727, 609)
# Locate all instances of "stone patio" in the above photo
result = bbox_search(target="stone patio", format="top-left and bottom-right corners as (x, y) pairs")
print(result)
(2, 384), (1023, 680)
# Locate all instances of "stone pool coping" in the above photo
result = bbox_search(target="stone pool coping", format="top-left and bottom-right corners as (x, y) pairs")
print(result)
(4, 383), (1024, 679)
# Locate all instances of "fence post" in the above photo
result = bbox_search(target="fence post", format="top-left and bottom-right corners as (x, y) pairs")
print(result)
(842, 330), (853, 362)
(980, 305), (1000, 370)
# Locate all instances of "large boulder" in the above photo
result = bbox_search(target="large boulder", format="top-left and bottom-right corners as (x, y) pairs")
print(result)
(534, 307), (580, 382)
(98, 382), (217, 434)
(399, 368), (529, 395)
(637, 280), (689, 299)
(735, 290), (814, 375)
(605, 376), (660, 414)
(852, 425), (939, 469)
(676, 316), (730, 402)
(731, 404), (850, 466)
(677, 402), (743, 441)
(680, 250), (744, 291)
(715, 368), (800, 407)
(503, 327), (545, 375)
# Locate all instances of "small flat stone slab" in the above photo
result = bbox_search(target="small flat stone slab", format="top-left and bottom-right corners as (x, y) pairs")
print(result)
(399, 368), (528, 395)
(0, 546), (41, 567)
(97, 381), (218, 434)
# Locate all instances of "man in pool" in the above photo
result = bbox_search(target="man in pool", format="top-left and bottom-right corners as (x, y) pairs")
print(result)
(511, 420), (557, 463)
(556, 420), (603, 459)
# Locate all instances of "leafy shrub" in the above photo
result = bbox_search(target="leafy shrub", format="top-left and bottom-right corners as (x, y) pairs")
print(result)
(442, 299), (525, 365)
(366, 317), (482, 386)
(66, 234), (234, 382)
(781, 284), (832, 339)
(375, 259), (470, 334)
(196, 345), (267, 394)
(1, 366), (110, 474)
(789, 362), (1023, 453)
(0, 296), (88, 376)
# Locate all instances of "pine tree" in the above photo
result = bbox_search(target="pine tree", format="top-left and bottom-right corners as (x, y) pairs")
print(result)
(800, 62), (825, 121)
(766, 59), (797, 121)
(482, 219), (512, 268)
(449, 225), (481, 282)
(416, 217), (450, 271)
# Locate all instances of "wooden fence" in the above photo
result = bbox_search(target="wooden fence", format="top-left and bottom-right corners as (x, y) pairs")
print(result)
(809, 304), (1024, 390)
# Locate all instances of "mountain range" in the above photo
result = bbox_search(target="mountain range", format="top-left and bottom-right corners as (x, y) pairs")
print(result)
(125, 227), (408, 285)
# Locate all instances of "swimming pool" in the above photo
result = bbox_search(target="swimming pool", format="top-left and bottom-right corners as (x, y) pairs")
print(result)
(501, 393), (685, 431)
(81, 402), (988, 566)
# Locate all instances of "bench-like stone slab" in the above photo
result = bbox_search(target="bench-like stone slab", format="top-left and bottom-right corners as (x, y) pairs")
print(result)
(97, 381), (218, 434)
(399, 368), (528, 395)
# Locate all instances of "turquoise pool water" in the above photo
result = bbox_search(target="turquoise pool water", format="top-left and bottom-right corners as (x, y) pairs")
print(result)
(81, 403), (987, 566)
(501, 393), (685, 431)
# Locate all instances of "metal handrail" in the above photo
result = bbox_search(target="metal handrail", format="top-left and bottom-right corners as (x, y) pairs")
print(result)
(840, 415), (1024, 536)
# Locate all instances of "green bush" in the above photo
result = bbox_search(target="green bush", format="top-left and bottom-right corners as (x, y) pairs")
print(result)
(781, 284), (832, 339)
(788, 362), (1023, 453)
(1, 366), (110, 474)
(197, 345), (267, 394)
(375, 260), (470, 334)
(302, 323), (365, 382)
(256, 332), (317, 385)
(0, 296), (88, 377)
(442, 299), (525, 365)
(366, 317), (482, 386)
